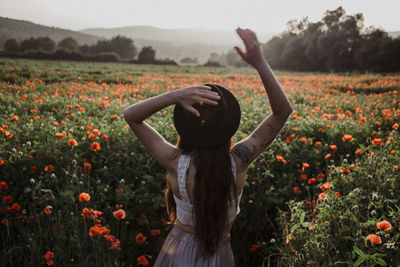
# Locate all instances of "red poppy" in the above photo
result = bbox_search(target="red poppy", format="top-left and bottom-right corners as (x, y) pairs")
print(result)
(90, 142), (101, 151)
(79, 192), (90, 202)
(377, 220), (392, 231)
(365, 234), (382, 246)
(329, 145), (337, 151)
(0, 181), (7, 190)
(307, 178), (316, 184)
(276, 155), (286, 163)
(342, 134), (354, 142)
(293, 186), (301, 194)
(68, 139), (78, 147)
(44, 206), (52, 215)
(2, 195), (13, 204)
(113, 209), (126, 220)
(44, 165), (55, 173)
(11, 115), (18, 121)
(302, 163), (310, 171)
(320, 182), (331, 191)
(137, 255), (149, 266)
(135, 233), (147, 244)
(372, 138), (382, 146)
(393, 123), (399, 130)
(43, 251), (54, 266)
(55, 133), (65, 138)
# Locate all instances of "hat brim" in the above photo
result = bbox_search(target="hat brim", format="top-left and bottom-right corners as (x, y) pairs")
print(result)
(173, 84), (241, 148)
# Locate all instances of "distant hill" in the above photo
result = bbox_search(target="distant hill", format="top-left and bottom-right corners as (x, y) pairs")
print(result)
(80, 25), (274, 63)
(388, 31), (400, 38)
(0, 17), (99, 48)
(0, 17), (274, 63)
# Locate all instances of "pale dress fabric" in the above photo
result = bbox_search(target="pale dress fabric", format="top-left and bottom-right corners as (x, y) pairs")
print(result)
(154, 153), (242, 267)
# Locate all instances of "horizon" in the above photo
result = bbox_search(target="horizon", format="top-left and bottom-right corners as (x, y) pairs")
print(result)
(1, 0), (400, 35)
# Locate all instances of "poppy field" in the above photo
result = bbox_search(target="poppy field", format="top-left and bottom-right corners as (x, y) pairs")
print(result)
(0, 58), (399, 266)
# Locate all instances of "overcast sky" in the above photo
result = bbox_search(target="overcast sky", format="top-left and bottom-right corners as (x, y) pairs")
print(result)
(1, 0), (399, 34)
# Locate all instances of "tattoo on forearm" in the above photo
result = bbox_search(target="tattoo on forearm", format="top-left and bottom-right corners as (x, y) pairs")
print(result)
(233, 144), (254, 164)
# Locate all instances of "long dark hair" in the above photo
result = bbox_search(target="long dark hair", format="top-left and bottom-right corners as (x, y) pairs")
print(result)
(164, 135), (237, 257)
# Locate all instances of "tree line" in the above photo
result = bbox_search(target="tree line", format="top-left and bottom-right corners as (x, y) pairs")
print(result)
(1, 35), (176, 65)
(207, 7), (400, 72)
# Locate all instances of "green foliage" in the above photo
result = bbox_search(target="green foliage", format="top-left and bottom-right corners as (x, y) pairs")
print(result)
(138, 46), (156, 64)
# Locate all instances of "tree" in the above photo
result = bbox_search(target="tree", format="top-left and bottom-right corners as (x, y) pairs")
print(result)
(58, 37), (79, 52)
(109, 35), (137, 59)
(138, 46), (156, 64)
(3, 39), (19, 53)
(20, 37), (55, 52)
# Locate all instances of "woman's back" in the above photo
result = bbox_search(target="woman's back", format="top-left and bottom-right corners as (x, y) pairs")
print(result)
(168, 151), (247, 235)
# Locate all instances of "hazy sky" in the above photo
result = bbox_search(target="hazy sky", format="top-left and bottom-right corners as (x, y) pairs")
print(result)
(1, 0), (399, 34)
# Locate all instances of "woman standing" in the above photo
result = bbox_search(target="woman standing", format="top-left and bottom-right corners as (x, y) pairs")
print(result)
(123, 27), (293, 266)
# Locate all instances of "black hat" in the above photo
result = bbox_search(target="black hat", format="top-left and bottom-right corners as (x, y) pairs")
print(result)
(173, 84), (241, 148)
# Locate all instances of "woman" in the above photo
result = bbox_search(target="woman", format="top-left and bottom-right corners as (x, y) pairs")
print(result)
(123, 27), (293, 266)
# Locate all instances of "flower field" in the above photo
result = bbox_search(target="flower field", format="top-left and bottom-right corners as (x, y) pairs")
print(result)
(1, 58), (399, 266)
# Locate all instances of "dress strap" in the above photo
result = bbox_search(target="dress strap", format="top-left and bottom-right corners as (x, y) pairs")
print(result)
(177, 154), (191, 202)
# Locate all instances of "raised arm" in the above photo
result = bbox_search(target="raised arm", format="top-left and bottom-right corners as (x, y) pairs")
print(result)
(231, 27), (293, 172)
(123, 85), (220, 172)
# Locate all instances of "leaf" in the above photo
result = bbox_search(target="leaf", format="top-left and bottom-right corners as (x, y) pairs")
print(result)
(355, 257), (366, 266)
(375, 258), (387, 266)
(300, 212), (305, 224)
(353, 246), (365, 257)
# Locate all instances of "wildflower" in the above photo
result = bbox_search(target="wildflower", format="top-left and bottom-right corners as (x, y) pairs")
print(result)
(0, 159), (4, 165)
(342, 134), (354, 142)
(286, 234), (296, 244)
(320, 181), (331, 191)
(135, 233), (147, 244)
(365, 234), (382, 246)
(89, 224), (110, 237)
(43, 251), (54, 266)
(150, 229), (161, 236)
(250, 244), (260, 252)
(293, 186), (301, 194)
(92, 129), (101, 136)
(307, 178), (316, 184)
(300, 174), (308, 181)
(1, 218), (11, 226)
(318, 192), (328, 199)
(302, 163), (310, 171)
(90, 142), (101, 151)
(9, 203), (20, 211)
(315, 141), (321, 147)
(329, 145), (337, 151)
(137, 255), (149, 266)
(377, 220), (392, 231)
(68, 139), (78, 147)
(276, 155), (286, 163)
(44, 165), (55, 173)
(325, 153), (331, 159)
(270, 238), (276, 243)
(2, 195), (13, 204)
(79, 192), (90, 202)
(0, 181), (7, 190)
(84, 161), (92, 171)
(372, 138), (382, 146)
(101, 134), (110, 141)
(44, 206), (52, 215)
(355, 148), (362, 155)
(393, 123), (399, 130)
(11, 115), (19, 121)
(113, 209), (126, 220)
(55, 133), (65, 138)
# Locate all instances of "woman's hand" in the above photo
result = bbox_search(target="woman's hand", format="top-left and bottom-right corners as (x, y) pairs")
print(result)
(234, 27), (265, 70)
(174, 85), (221, 117)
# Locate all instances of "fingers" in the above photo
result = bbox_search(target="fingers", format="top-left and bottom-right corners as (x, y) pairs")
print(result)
(234, 46), (245, 59)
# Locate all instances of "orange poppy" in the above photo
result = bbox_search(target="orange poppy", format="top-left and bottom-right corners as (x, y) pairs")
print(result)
(355, 148), (362, 155)
(84, 162), (92, 171)
(79, 192), (90, 202)
(0, 181), (7, 190)
(44, 205), (52, 215)
(377, 220), (392, 231)
(0, 159), (4, 165)
(89, 224), (110, 236)
(320, 181), (331, 191)
(11, 115), (18, 121)
(307, 178), (316, 184)
(325, 153), (331, 159)
(137, 255), (149, 266)
(329, 145), (337, 151)
(365, 234), (382, 246)
(315, 141), (321, 147)
(135, 233), (147, 244)
(113, 209), (126, 220)
(90, 142), (101, 151)
(300, 174), (308, 181)
(276, 155), (286, 163)
(318, 192), (328, 199)
(3, 195), (13, 204)
(372, 138), (382, 146)
(342, 134), (354, 142)
(43, 251), (54, 266)
(393, 123), (399, 130)
(302, 163), (310, 171)
(68, 139), (78, 147)
(55, 133), (65, 138)
(293, 186), (301, 194)
(44, 165), (54, 173)
(101, 134), (110, 141)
